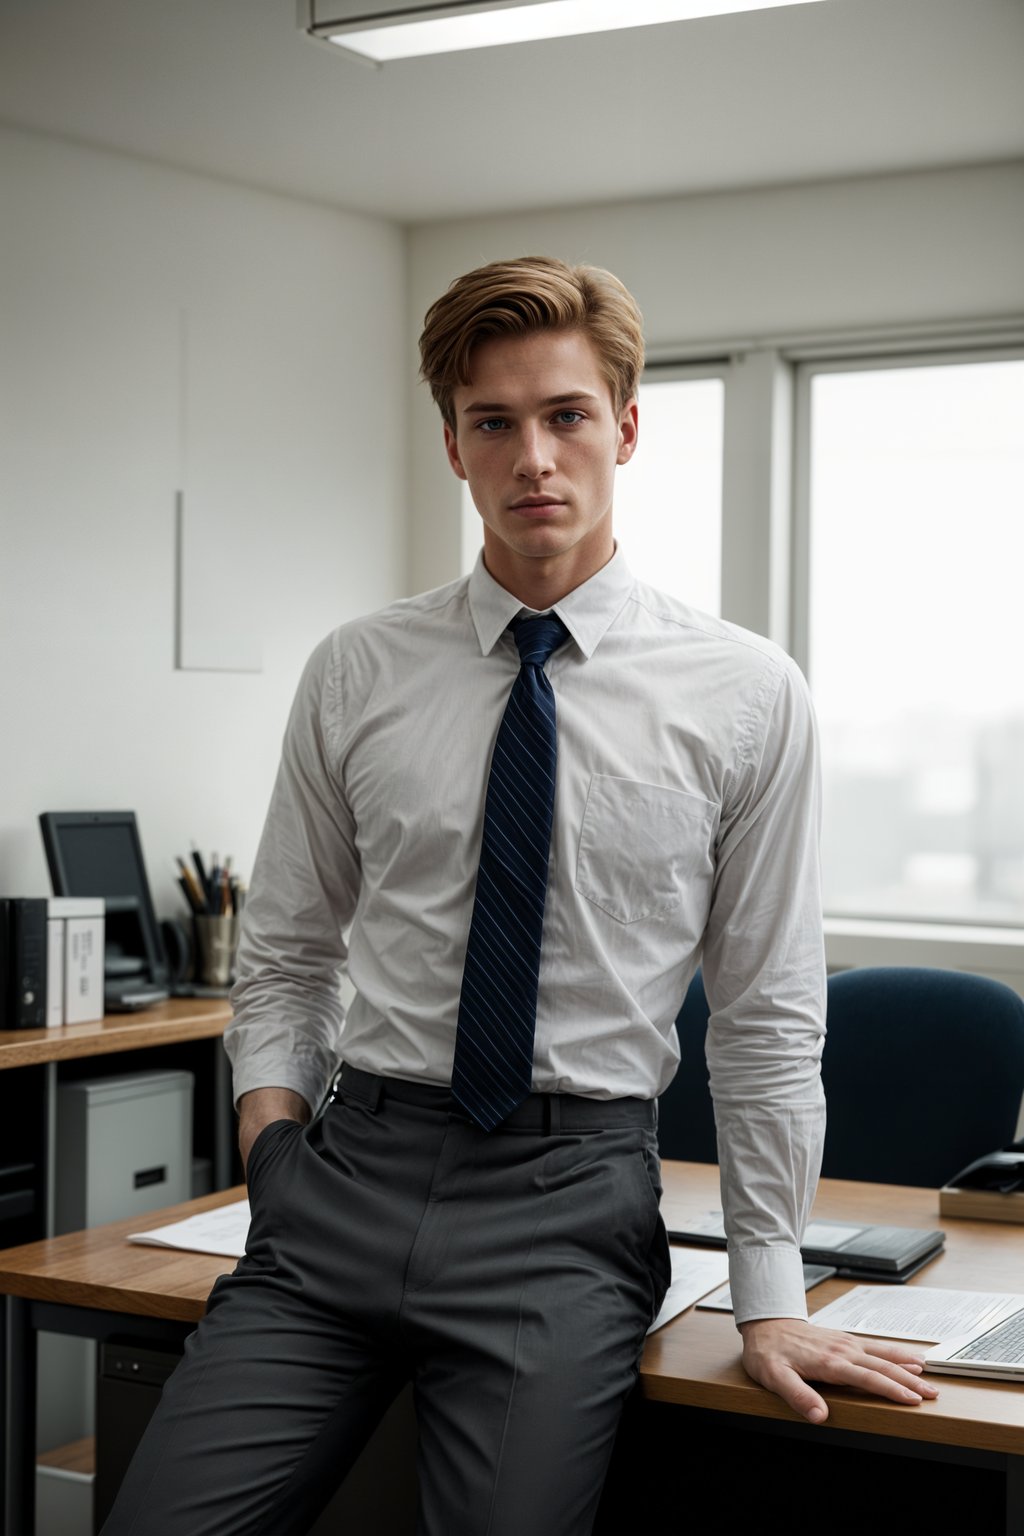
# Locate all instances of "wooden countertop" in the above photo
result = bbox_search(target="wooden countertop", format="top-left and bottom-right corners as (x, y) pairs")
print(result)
(0, 997), (233, 1068)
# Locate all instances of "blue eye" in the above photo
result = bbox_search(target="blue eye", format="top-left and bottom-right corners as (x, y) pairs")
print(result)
(477, 418), (506, 432)
(554, 411), (584, 425)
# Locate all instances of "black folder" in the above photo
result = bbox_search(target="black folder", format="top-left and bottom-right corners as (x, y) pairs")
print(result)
(667, 1212), (945, 1283)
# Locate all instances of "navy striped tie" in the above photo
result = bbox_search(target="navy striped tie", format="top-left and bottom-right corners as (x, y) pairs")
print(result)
(452, 612), (571, 1131)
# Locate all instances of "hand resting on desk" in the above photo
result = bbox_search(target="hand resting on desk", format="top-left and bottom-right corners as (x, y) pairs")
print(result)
(738, 1317), (940, 1423)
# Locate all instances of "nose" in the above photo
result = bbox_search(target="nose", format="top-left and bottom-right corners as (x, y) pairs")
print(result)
(514, 422), (555, 480)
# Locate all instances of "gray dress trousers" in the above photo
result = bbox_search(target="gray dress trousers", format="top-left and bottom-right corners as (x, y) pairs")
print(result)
(99, 1066), (672, 1536)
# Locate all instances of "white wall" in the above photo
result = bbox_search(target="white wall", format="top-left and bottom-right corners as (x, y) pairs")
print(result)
(0, 126), (408, 922)
(408, 161), (1024, 593)
(5, 142), (1023, 945)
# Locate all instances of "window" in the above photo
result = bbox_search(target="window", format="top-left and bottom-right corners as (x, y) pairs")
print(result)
(799, 354), (1024, 925)
(612, 372), (724, 615)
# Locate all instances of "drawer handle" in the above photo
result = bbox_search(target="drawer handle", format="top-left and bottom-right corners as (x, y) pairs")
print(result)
(133, 1165), (168, 1189)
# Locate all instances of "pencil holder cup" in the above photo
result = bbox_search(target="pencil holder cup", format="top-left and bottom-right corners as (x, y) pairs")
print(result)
(193, 914), (239, 989)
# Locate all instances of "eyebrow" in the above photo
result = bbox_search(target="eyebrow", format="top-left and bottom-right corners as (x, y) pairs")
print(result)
(461, 391), (600, 415)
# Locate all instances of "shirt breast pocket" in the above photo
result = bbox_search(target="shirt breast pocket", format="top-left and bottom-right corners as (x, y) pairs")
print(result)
(575, 775), (717, 925)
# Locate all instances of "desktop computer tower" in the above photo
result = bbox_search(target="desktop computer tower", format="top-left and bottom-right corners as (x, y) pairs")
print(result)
(37, 1069), (194, 1535)
(0, 896), (48, 1029)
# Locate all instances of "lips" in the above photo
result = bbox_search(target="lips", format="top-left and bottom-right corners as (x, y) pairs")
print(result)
(509, 499), (565, 516)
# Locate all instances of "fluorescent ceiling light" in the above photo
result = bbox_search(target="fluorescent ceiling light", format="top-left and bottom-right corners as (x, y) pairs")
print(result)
(304, 1), (828, 65)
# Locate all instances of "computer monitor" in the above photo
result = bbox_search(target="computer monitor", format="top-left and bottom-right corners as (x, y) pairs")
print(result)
(39, 811), (170, 993)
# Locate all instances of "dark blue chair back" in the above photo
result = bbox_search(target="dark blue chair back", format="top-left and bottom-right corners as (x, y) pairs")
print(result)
(657, 964), (1024, 1189)
(820, 965), (1024, 1187)
(656, 970), (717, 1163)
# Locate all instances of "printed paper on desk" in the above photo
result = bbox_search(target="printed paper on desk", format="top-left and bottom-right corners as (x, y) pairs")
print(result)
(647, 1249), (731, 1334)
(809, 1285), (1024, 1344)
(127, 1199), (251, 1258)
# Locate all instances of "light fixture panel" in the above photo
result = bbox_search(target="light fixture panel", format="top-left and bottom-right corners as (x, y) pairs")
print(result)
(300, 0), (828, 65)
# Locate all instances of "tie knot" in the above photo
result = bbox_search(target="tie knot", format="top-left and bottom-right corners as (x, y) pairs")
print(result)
(510, 613), (570, 669)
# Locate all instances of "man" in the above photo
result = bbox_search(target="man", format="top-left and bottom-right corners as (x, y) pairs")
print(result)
(101, 256), (936, 1536)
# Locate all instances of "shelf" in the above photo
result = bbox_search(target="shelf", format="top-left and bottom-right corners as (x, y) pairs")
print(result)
(0, 998), (232, 1069)
(37, 1437), (95, 1477)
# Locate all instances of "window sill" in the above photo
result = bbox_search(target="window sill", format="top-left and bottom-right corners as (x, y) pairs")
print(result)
(824, 916), (1024, 997)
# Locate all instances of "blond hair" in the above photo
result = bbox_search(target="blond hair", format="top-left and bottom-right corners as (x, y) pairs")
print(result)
(418, 255), (645, 429)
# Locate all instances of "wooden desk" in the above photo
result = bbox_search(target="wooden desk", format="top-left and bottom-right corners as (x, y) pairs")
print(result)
(651, 1162), (1024, 1460)
(0, 997), (233, 1071)
(0, 999), (234, 1252)
(1, 1163), (1022, 1534)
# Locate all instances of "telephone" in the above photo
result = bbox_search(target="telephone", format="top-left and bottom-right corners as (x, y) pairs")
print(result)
(946, 1139), (1024, 1194)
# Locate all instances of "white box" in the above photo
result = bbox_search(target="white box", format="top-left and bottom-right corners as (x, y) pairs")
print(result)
(46, 917), (64, 1027)
(46, 898), (104, 1026)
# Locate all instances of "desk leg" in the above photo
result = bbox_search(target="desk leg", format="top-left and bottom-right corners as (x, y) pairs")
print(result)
(4, 1297), (36, 1536)
(1008, 1455), (1023, 1536)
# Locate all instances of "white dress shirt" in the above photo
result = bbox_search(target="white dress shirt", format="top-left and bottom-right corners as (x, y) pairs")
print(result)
(226, 546), (827, 1324)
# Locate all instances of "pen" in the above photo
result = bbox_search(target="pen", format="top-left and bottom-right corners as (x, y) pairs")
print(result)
(191, 846), (212, 910)
(176, 858), (206, 914)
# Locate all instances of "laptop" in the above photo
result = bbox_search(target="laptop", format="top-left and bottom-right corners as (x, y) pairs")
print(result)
(924, 1297), (1024, 1382)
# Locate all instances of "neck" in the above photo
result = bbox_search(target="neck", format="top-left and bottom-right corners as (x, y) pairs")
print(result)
(482, 534), (615, 612)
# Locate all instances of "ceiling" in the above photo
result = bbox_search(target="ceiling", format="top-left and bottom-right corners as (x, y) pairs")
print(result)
(1, 0), (1022, 224)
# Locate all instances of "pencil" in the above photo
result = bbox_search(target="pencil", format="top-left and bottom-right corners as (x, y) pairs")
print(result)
(178, 859), (207, 914)
(191, 847), (212, 908)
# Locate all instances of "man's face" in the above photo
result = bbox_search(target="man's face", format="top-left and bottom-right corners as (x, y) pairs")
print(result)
(443, 329), (638, 594)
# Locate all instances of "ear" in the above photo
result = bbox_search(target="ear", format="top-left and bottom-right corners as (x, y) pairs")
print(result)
(443, 422), (468, 481)
(616, 399), (639, 467)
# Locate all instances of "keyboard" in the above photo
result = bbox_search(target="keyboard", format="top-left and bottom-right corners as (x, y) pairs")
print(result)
(104, 983), (170, 1012)
(953, 1308), (1024, 1364)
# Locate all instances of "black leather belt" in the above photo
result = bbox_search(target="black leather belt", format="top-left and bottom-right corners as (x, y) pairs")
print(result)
(337, 1063), (656, 1134)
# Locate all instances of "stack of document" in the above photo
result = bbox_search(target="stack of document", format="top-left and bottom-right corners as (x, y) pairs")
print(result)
(668, 1211), (945, 1283)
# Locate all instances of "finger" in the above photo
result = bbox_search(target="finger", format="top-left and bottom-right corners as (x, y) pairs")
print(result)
(840, 1363), (930, 1406)
(769, 1337), (937, 1406)
(774, 1366), (830, 1424)
(859, 1355), (940, 1397)
(861, 1338), (929, 1368)
(832, 1334), (939, 1395)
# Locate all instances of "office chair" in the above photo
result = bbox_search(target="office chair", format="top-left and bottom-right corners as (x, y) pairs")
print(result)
(657, 964), (1024, 1190)
(656, 969), (718, 1163)
(819, 965), (1024, 1188)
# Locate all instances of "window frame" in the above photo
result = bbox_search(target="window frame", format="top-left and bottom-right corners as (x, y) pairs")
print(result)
(648, 332), (1024, 983)
(789, 339), (1024, 986)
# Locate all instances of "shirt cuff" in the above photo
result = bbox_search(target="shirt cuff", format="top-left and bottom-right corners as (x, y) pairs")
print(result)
(727, 1245), (809, 1326)
(230, 1058), (329, 1119)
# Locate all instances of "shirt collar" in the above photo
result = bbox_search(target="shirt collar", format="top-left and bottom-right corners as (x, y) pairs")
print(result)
(467, 545), (635, 660)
